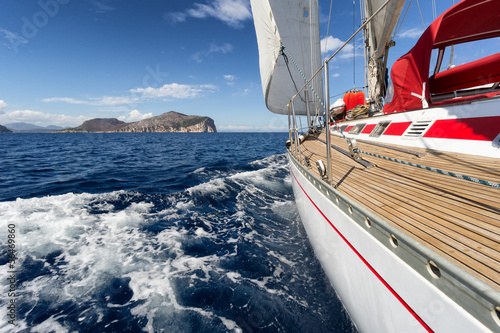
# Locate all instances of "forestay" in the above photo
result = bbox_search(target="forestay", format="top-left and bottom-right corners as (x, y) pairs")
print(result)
(250, 0), (323, 115)
(364, 0), (405, 106)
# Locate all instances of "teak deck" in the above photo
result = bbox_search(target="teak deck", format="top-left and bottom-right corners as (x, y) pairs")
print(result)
(293, 132), (500, 290)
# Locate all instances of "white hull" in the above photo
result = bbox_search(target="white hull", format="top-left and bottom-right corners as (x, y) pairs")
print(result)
(288, 153), (490, 332)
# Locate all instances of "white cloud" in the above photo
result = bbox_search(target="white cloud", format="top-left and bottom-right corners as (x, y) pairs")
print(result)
(44, 82), (215, 109)
(118, 110), (153, 122)
(43, 96), (139, 106)
(165, 12), (187, 23)
(320, 36), (355, 59)
(192, 43), (233, 63)
(92, 96), (139, 105)
(224, 74), (236, 86)
(398, 28), (424, 39)
(321, 36), (344, 53)
(0, 109), (88, 127)
(218, 124), (288, 132)
(0, 100), (7, 113)
(167, 0), (251, 28)
(131, 83), (216, 99)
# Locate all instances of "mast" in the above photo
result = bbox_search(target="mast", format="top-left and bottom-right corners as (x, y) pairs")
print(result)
(363, 0), (406, 110)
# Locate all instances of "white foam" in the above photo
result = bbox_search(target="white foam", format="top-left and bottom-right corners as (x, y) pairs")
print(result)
(226, 272), (242, 283)
(192, 167), (205, 173)
(186, 177), (227, 196)
(0, 152), (298, 332)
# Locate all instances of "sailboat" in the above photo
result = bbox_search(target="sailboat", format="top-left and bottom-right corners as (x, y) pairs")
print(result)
(250, 0), (500, 332)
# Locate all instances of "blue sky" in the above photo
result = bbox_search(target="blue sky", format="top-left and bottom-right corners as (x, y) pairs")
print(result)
(0, 0), (474, 131)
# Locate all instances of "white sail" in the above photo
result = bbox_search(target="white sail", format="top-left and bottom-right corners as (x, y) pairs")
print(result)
(364, 0), (406, 105)
(250, 0), (323, 115)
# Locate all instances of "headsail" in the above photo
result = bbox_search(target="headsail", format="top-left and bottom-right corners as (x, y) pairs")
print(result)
(250, 0), (323, 115)
(363, 0), (406, 107)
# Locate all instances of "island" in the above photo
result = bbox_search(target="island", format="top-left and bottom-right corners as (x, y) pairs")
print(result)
(0, 124), (13, 133)
(57, 111), (217, 133)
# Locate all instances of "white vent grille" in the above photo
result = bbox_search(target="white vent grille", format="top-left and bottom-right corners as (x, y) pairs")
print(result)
(404, 120), (432, 138)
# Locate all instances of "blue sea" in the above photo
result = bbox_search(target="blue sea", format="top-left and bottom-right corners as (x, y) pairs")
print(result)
(0, 133), (356, 333)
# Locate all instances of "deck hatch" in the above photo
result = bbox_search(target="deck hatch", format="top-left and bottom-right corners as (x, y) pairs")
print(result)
(369, 121), (391, 137)
(348, 123), (366, 135)
(337, 124), (349, 132)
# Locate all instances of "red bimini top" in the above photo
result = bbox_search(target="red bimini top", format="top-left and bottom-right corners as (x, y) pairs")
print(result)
(383, 0), (500, 114)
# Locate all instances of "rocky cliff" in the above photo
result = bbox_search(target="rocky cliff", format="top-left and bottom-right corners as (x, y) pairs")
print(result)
(0, 125), (12, 133)
(114, 112), (216, 133)
(57, 112), (216, 133)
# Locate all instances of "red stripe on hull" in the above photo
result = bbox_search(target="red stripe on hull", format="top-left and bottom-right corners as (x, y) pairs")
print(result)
(290, 164), (433, 332)
(423, 116), (500, 141)
(383, 121), (412, 135)
(361, 123), (376, 134)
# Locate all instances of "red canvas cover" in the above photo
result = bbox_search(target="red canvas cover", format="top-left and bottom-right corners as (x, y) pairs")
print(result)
(383, 0), (500, 114)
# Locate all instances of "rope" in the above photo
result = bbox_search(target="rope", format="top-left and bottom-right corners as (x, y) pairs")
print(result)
(358, 149), (500, 189)
(281, 44), (325, 109)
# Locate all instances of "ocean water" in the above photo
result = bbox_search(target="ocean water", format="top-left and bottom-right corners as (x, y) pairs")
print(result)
(0, 133), (356, 333)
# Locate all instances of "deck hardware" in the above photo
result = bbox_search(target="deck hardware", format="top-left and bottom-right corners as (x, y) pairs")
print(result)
(304, 156), (310, 167)
(357, 139), (427, 157)
(347, 138), (362, 163)
(390, 234), (399, 248)
(403, 120), (432, 138)
(348, 204), (353, 214)
(316, 137), (373, 168)
(427, 260), (441, 279)
(335, 196), (339, 205)
(369, 121), (391, 137)
(365, 217), (372, 228)
(493, 133), (500, 148)
(348, 123), (367, 135)
(316, 160), (326, 178)
(492, 306), (500, 327)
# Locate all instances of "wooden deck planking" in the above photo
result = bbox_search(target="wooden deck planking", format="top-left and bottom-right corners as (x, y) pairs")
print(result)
(293, 133), (500, 290)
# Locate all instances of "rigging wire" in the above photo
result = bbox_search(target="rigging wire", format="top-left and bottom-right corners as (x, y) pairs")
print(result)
(415, 0), (426, 29)
(281, 46), (306, 103)
(393, 0), (413, 39)
(360, 0), (367, 96)
(323, 0), (334, 62)
(352, 0), (356, 90)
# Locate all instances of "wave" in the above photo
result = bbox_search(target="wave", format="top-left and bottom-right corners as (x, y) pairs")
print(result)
(0, 154), (355, 332)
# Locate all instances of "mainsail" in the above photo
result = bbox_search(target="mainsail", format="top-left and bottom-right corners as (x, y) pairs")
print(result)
(363, 0), (406, 106)
(250, 0), (323, 115)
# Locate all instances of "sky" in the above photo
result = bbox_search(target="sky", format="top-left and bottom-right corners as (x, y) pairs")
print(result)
(0, 0), (485, 131)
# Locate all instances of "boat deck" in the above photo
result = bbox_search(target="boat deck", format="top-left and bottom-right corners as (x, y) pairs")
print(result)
(293, 132), (500, 290)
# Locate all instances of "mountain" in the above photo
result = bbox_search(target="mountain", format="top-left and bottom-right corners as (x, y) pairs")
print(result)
(58, 118), (127, 133)
(6, 122), (65, 132)
(58, 112), (217, 133)
(0, 125), (12, 133)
